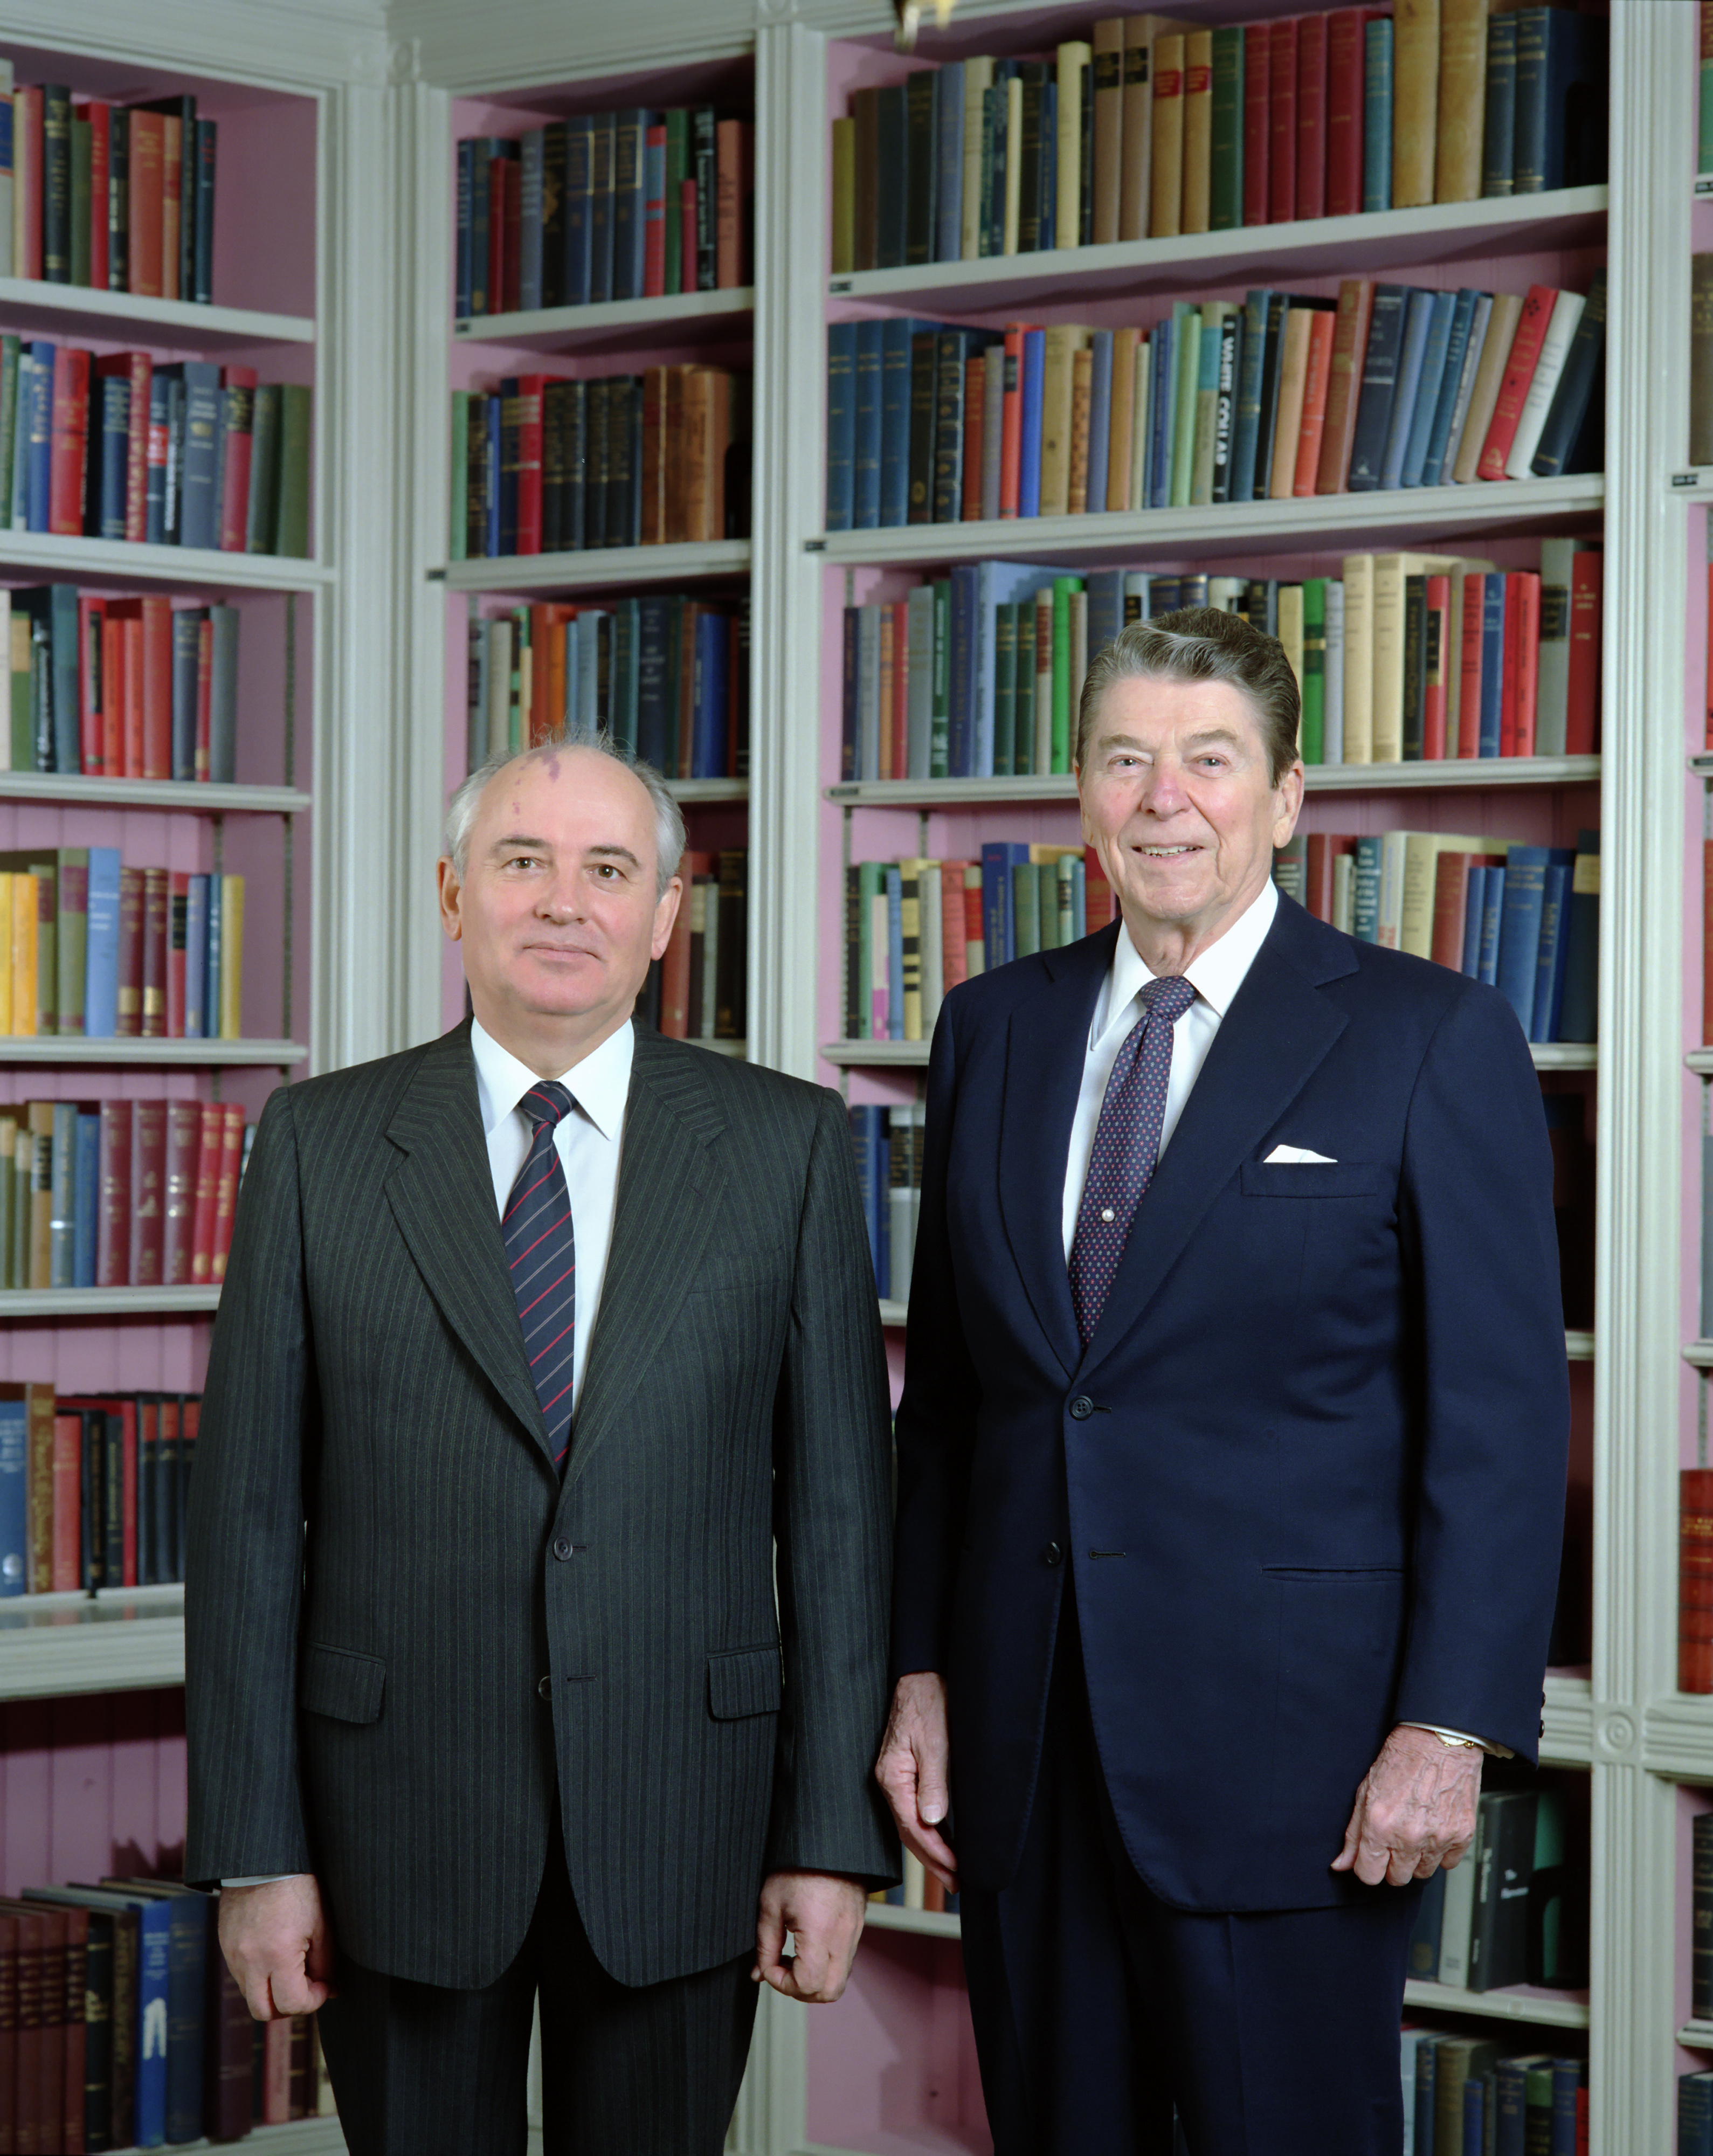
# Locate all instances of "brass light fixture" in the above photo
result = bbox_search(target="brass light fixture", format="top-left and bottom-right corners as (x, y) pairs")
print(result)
(892, 0), (957, 52)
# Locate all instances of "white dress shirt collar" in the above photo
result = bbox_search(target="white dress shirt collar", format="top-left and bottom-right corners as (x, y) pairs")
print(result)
(469, 1015), (634, 1143)
(1093, 876), (1280, 1045)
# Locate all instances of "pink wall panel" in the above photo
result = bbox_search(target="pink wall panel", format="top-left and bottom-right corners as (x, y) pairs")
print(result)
(806, 1932), (991, 2156)
(0, 1690), (187, 1898)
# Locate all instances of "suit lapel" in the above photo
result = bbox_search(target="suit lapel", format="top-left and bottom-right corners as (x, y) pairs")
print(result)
(997, 925), (1118, 1379)
(383, 1021), (554, 1467)
(1077, 900), (1356, 1384)
(564, 1029), (729, 1492)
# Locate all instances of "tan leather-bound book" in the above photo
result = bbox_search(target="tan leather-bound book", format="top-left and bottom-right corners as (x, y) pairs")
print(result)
(1057, 42), (1090, 248)
(831, 117), (856, 274)
(1068, 345), (1094, 513)
(1391, 0), (1442, 209)
(1039, 325), (1087, 516)
(1293, 308), (1337, 496)
(1435, 0), (1489, 203)
(1268, 307), (1315, 501)
(1107, 327), (1140, 510)
(1150, 34), (1186, 237)
(1316, 280), (1374, 494)
(1341, 552), (1375, 762)
(1181, 29), (1214, 234)
(1450, 291), (1522, 483)
(1092, 20), (1127, 245)
(1118, 16), (1194, 239)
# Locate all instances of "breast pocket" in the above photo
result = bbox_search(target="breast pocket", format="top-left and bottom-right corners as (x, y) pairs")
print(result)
(1240, 1162), (1389, 1200)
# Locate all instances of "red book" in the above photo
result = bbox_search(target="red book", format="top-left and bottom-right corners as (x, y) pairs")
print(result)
(1431, 851), (1482, 968)
(162, 1098), (200, 1285)
(1291, 309), (1336, 496)
(100, 612), (125, 775)
(1325, 8), (1366, 217)
(939, 862), (970, 987)
(141, 866), (168, 1037)
(1422, 573), (1452, 758)
(1566, 551), (1603, 755)
(1316, 278), (1374, 493)
(1303, 832), (1353, 921)
(126, 110), (165, 298)
(263, 2014), (293, 2124)
(48, 345), (90, 536)
(115, 866), (144, 1036)
(891, 599), (909, 780)
(165, 870), (190, 1037)
(999, 324), (1026, 517)
(680, 177), (697, 279)
(77, 594), (107, 775)
(112, 604), (146, 775)
(139, 592), (172, 778)
(1241, 21), (1271, 226)
(962, 354), (985, 520)
(217, 363), (258, 552)
(51, 1416), (80, 1587)
(643, 122), (667, 298)
(190, 1100), (222, 1283)
(511, 372), (547, 555)
(129, 1098), (166, 1286)
(1476, 284), (1557, 480)
(1509, 570), (1540, 756)
(486, 156), (510, 320)
(0, 1912), (16, 2155)
(502, 155), (522, 312)
(158, 115), (184, 300)
(206, 1953), (255, 2143)
(1295, 12), (1329, 220)
(964, 875), (984, 962)
(1682, 1468), (1713, 1691)
(5, 1906), (49, 2147)
(96, 1097), (131, 1285)
(1458, 572), (1486, 758)
(57, 1906), (86, 2154)
(1267, 17), (1298, 223)
(715, 118), (745, 290)
(1498, 577), (1520, 756)
(82, 101), (111, 294)
(195, 615), (212, 780)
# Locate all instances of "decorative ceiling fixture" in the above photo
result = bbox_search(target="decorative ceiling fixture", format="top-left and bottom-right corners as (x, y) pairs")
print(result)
(893, 0), (957, 53)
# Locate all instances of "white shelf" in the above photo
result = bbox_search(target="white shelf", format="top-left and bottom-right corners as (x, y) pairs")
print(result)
(671, 779), (748, 803)
(1402, 1979), (1591, 2029)
(1566, 1331), (1594, 1362)
(1671, 471), (1713, 498)
(442, 540), (751, 594)
(1685, 1050), (1713, 1077)
(814, 476), (1604, 571)
(0, 1585), (184, 1698)
(0, 531), (329, 592)
(1681, 2021), (1713, 2049)
(827, 756), (1601, 807)
(0, 277), (314, 349)
(1530, 1044), (1597, 1070)
(829, 187), (1607, 314)
(1685, 1342), (1713, 1369)
(455, 286), (753, 355)
(0, 1286), (219, 1316)
(125, 2122), (344, 2155)
(1691, 754), (1713, 777)
(878, 1298), (907, 1326)
(829, 1039), (1594, 1072)
(0, 1037), (305, 1064)
(0, 773), (310, 813)
(864, 1902), (961, 1939)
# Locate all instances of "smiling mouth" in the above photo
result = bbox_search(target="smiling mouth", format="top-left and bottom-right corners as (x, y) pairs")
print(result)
(1136, 845), (1202, 857)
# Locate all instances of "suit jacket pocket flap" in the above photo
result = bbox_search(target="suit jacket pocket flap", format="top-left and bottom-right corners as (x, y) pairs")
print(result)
(301, 1643), (385, 1725)
(1240, 1162), (1387, 1199)
(708, 1643), (782, 1719)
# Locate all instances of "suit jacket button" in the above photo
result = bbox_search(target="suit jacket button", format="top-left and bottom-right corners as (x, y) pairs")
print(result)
(1044, 1542), (1063, 1567)
(538, 1675), (553, 1700)
(552, 1537), (572, 1560)
(1069, 1396), (1094, 1420)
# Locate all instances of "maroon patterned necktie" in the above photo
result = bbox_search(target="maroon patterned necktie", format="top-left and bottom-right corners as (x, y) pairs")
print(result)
(1068, 973), (1198, 1349)
(503, 1080), (577, 1472)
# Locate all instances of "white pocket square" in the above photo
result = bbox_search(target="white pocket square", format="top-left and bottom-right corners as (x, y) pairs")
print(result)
(1263, 1144), (1338, 1165)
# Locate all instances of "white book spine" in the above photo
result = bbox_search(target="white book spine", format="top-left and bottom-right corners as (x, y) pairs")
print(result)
(1331, 851), (1355, 935)
(902, 1848), (927, 1910)
(1504, 290), (1586, 479)
(1323, 579), (1346, 763)
(1534, 537), (1578, 759)
(1377, 830), (1408, 949)
(1435, 1836), (1481, 1987)
(487, 619), (513, 758)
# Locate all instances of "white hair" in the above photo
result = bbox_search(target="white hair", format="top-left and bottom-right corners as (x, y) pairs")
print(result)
(444, 731), (687, 899)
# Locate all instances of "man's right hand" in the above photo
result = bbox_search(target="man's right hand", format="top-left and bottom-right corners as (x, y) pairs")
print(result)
(874, 1671), (958, 1894)
(218, 1874), (338, 2020)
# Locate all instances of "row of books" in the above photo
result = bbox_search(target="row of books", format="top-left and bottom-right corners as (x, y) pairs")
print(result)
(455, 110), (753, 319)
(847, 1102), (924, 1304)
(1407, 1786), (1585, 1998)
(639, 848), (749, 1046)
(0, 854), (246, 1040)
(451, 365), (749, 559)
(0, 1383), (206, 1595)
(1683, 2068), (1713, 2156)
(837, 541), (1601, 785)
(0, 66), (218, 303)
(1273, 828), (1600, 1045)
(0, 1878), (333, 2151)
(825, 271), (1605, 533)
(467, 595), (749, 780)
(872, 1849), (958, 1916)
(1408, 2040), (1586, 2156)
(0, 584), (240, 783)
(830, 7), (1606, 273)
(0, 341), (312, 557)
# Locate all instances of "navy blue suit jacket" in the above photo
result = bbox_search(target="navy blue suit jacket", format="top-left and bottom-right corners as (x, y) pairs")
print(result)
(892, 893), (1569, 1914)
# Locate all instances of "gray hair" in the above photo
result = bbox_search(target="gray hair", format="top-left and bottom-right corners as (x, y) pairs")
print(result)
(1076, 606), (1302, 785)
(444, 731), (687, 898)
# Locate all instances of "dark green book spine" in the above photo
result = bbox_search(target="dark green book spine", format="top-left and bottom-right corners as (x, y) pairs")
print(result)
(993, 600), (1017, 777)
(1694, 1814), (1713, 2020)
(1210, 26), (1244, 231)
(69, 118), (92, 286)
(1400, 573), (1426, 761)
(931, 332), (965, 524)
(1014, 601), (1036, 776)
(1011, 862), (1041, 957)
(664, 109), (688, 297)
(904, 70), (936, 267)
(1300, 578), (1325, 764)
(108, 108), (129, 292)
(907, 329), (936, 524)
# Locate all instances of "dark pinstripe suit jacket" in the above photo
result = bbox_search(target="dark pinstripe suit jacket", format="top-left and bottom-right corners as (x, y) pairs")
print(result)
(183, 1020), (897, 1991)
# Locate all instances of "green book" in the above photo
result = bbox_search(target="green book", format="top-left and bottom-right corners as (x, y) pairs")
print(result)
(1300, 578), (1326, 763)
(664, 109), (689, 298)
(856, 860), (885, 1037)
(69, 120), (92, 286)
(1171, 303), (1201, 508)
(1210, 26), (1244, 231)
(273, 383), (313, 557)
(1050, 576), (1082, 773)
(1014, 602), (1036, 776)
(992, 601), (1017, 777)
(929, 578), (951, 780)
(246, 385), (282, 555)
(447, 391), (468, 562)
(1011, 862), (1041, 957)
(53, 848), (87, 1035)
(0, 337), (19, 540)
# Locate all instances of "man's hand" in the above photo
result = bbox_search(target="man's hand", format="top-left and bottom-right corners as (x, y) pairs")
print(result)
(874, 1671), (958, 1893)
(1332, 1724), (1483, 1887)
(218, 1874), (337, 2020)
(752, 1872), (867, 2003)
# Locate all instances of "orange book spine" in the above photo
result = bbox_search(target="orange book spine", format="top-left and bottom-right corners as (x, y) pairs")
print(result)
(189, 1101), (222, 1284)
(962, 355), (986, 522)
(211, 1103), (244, 1281)
(1291, 310), (1337, 497)
(999, 326), (1025, 518)
(1315, 279), (1374, 494)
(52, 1414), (80, 1591)
(1476, 284), (1556, 481)
(1683, 1468), (1713, 1693)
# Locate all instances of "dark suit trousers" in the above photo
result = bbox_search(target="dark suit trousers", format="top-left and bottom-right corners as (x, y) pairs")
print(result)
(959, 1594), (1420, 2156)
(317, 1811), (758, 2156)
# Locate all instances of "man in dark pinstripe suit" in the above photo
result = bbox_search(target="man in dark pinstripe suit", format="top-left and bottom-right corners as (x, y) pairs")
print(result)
(184, 735), (898, 2155)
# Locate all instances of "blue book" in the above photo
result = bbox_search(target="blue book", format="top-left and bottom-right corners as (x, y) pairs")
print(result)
(1399, 289), (1457, 487)
(690, 611), (729, 779)
(185, 875), (209, 1040)
(981, 841), (1030, 969)
(1516, 10), (1607, 193)
(825, 321), (856, 533)
(846, 1105), (889, 1291)
(853, 318), (883, 530)
(1019, 329), (1046, 517)
(96, 371), (130, 540)
(172, 361), (222, 550)
(1150, 315), (1177, 509)
(206, 877), (224, 1042)
(1039, 81), (1058, 249)
(1680, 2072), (1713, 2156)
(1495, 845), (1549, 1029)
(145, 371), (170, 542)
(1460, 863), (1487, 977)
(1477, 867), (1505, 987)
(1406, 1864), (1447, 1980)
(879, 317), (923, 528)
(1229, 289), (1271, 505)
(1496, 2056), (1552, 2156)
(563, 115), (593, 308)
(1556, 828), (1598, 1043)
(519, 128), (545, 312)
(454, 137), (473, 317)
(1086, 330), (1113, 514)
(1530, 856), (1574, 1041)
(116, 1884), (210, 2146)
(1348, 286), (1407, 490)
(885, 867), (904, 1041)
(26, 340), (53, 533)
(1414, 2034), (1447, 2156)
(1549, 2058), (1584, 2156)
(74, 1110), (98, 1287)
(0, 1395), (25, 1595)
(1363, 18), (1393, 211)
(611, 109), (650, 303)
(948, 562), (979, 777)
(1463, 2075), (1486, 2155)
(1085, 569), (1124, 664)
(1478, 572), (1507, 756)
(588, 113), (616, 304)
(1351, 834), (1382, 943)
(1420, 289), (1480, 484)
(934, 65), (964, 262)
(84, 846), (121, 1036)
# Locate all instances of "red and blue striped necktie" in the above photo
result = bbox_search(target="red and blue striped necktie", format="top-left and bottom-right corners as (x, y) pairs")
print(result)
(503, 1079), (577, 1472)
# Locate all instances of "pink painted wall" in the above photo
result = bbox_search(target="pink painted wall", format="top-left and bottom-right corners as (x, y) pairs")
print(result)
(806, 1932), (991, 2156)
(1, 1689), (188, 1899)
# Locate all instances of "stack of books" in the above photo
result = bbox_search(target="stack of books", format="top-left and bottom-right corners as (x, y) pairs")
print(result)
(0, 340), (312, 555)
(848, 1103), (923, 1305)
(826, 268), (1605, 529)
(455, 106), (754, 318)
(468, 594), (749, 779)
(0, 851), (246, 1040)
(0, 1382), (210, 1592)
(0, 582), (241, 781)
(637, 847), (749, 1046)
(0, 66), (220, 300)
(0, 1097), (252, 1291)
(830, 6), (1608, 271)
(1408, 1783), (1586, 1994)
(452, 363), (750, 558)
(1408, 2040), (1586, 2154)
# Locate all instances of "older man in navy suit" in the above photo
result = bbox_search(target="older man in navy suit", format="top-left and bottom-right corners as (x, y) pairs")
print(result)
(875, 609), (1569, 2155)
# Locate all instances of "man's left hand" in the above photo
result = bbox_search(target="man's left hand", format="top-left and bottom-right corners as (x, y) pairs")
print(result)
(753, 1871), (867, 2003)
(1331, 1724), (1483, 1887)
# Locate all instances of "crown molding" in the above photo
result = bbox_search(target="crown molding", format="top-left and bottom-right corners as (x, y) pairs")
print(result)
(0, 0), (391, 88)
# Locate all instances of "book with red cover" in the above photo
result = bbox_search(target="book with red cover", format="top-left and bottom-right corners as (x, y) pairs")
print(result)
(48, 345), (91, 537)
(28, 1909), (68, 2156)
(1291, 309), (1336, 495)
(126, 110), (166, 296)
(1325, 8), (1366, 217)
(121, 351), (150, 541)
(1566, 550), (1603, 755)
(157, 114), (184, 300)
(261, 2014), (293, 2123)
(189, 1100), (222, 1282)
(1315, 278), (1374, 494)
(0, 1910), (15, 2156)
(643, 122), (668, 299)
(1303, 831), (1355, 921)
(487, 155), (511, 321)
(83, 101), (111, 295)
(1458, 571), (1486, 757)
(100, 610), (126, 776)
(1241, 20), (1270, 226)
(139, 593), (172, 778)
(51, 1415), (80, 1587)
(115, 867), (144, 1037)
(120, 605), (144, 775)
(77, 593), (108, 775)
(1266, 16), (1298, 223)
(1476, 284), (1557, 480)
(1431, 850), (1505, 969)
(217, 363), (258, 552)
(1422, 573), (1452, 757)
(1499, 576), (1521, 756)
(502, 153), (522, 312)
(15, 88), (43, 281)
(97, 1098), (132, 1286)
(1682, 1467), (1713, 1691)
(4, 1905), (48, 2154)
(195, 614), (213, 779)
(1507, 570), (1541, 757)
(715, 118), (746, 291)
(56, 1904), (87, 2154)
(962, 354), (985, 521)
(161, 1099), (201, 1286)
(1294, 11), (1329, 220)
(141, 866), (168, 1037)
(205, 1944), (254, 2143)
(999, 323), (1026, 517)
(511, 372), (547, 557)
(129, 1099), (166, 1287)
(166, 871), (189, 1037)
